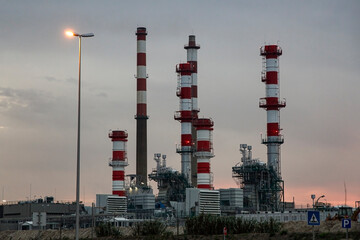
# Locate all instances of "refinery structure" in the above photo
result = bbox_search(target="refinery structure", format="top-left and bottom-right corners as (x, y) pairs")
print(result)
(1, 26), (317, 231)
(99, 27), (288, 216)
(232, 45), (285, 212)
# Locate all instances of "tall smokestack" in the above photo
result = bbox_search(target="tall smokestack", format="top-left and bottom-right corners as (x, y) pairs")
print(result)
(193, 118), (214, 190)
(135, 27), (148, 186)
(259, 45), (285, 179)
(109, 130), (128, 196)
(175, 63), (193, 184)
(184, 35), (200, 186)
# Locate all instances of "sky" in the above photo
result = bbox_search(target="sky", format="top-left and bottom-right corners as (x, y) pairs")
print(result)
(0, 0), (359, 207)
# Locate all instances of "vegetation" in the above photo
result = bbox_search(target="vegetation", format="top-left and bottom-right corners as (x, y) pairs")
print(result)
(185, 214), (281, 235)
(95, 222), (122, 238)
(131, 219), (172, 239)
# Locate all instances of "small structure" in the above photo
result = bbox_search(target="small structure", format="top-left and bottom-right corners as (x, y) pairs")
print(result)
(219, 188), (244, 215)
(185, 188), (220, 216)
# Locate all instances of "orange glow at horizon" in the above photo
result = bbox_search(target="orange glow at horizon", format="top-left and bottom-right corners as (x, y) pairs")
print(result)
(213, 180), (359, 208)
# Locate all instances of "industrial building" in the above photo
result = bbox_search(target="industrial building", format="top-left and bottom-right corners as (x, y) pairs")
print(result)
(219, 188), (244, 215)
(0, 197), (86, 231)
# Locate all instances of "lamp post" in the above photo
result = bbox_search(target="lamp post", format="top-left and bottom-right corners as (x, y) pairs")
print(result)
(315, 195), (325, 209)
(66, 30), (94, 240)
(311, 194), (316, 209)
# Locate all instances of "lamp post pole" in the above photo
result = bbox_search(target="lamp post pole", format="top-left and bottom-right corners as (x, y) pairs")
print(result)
(315, 195), (325, 210)
(311, 194), (316, 240)
(75, 34), (82, 240)
(66, 31), (94, 240)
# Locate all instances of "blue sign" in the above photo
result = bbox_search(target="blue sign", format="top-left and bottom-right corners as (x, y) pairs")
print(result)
(307, 211), (320, 225)
(342, 219), (351, 228)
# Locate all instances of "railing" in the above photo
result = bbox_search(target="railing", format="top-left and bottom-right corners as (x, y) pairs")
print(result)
(174, 111), (181, 120)
(260, 46), (282, 56)
(108, 158), (129, 167)
(176, 74), (181, 96)
(259, 98), (286, 108)
(193, 118), (214, 127)
(261, 71), (267, 82)
(175, 144), (193, 153)
(184, 43), (200, 49)
(174, 111), (193, 121)
(261, 135), (284, 144)
(195, 151), (214, 158)
(108, 130), (128, 138)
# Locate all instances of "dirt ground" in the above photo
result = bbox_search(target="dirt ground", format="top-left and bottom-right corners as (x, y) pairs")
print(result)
(0, 220), (359, 240)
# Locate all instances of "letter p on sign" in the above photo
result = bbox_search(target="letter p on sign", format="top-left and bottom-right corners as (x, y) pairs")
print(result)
(342, 219), (351, 229)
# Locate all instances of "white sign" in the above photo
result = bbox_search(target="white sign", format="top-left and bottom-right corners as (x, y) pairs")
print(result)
(32, 212), (46, 227)
(310, 214), (319, 223)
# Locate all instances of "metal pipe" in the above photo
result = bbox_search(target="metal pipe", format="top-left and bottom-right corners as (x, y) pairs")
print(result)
(65, 31), (94, 240)
(75, 35), (81, 240)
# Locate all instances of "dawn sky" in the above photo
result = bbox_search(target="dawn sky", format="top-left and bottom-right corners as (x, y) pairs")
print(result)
(0, 0), (359, 207)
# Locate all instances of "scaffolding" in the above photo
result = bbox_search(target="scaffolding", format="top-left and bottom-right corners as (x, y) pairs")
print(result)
(148, 154), (191, 205)
(232, 144), (284, 212)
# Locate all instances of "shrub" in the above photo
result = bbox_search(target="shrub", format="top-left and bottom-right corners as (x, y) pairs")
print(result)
(185, 214), (281, 235)
(95, 222), (121, 238)
(255, 218), (281, 234)
(131, 219), (169, 237)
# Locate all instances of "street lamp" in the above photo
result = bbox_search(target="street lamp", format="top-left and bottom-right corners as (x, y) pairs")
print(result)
(315, 195), (325, 209)
(65, 30), (94, 240)
(311, 194), (316, 209)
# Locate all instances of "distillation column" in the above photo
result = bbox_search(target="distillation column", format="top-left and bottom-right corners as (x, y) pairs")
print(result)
(185, 35), (200, 186)
(175, 63), (193, 185)
(259, 45), (286, 178)
(109, 130), (129, 196)
(135, 27), (148, 185)
(193, 118), (214, 190)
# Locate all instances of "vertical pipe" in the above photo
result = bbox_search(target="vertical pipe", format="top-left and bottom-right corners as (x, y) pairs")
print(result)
(194, 118), (214, 190)
(75, 36), (82, 240)
(259, 45), (285, 177)
(109, 130), (128, 197)
(135, 27), (148, 186)
(175, 63), (193, 184)
(185, 35), (200, 187)
(260, 44), (285, 210)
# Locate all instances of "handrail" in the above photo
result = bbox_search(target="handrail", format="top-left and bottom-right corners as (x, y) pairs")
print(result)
(108, 158), (129, 167)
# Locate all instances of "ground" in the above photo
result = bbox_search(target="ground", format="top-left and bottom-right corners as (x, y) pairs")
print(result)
(0, 220), (359, 240)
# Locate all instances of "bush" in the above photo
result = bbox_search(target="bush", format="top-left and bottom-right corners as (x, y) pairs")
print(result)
(185, 214), (281, 235)
(255, 218), (281, 234)
(131, 219), (170, 237)
(95, 222), (122, 238)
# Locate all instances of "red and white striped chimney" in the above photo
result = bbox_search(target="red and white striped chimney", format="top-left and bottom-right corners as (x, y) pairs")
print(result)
(109, 130), (128, 196)
(135, 27), (148, 185)
(175, 63), (193, 184)
(193, 118), (214, 190)
(259, 45), (285, 178)
(136, 27), (147, 117)
(185, 35), (200, 187)
(184, 35), (200, 117)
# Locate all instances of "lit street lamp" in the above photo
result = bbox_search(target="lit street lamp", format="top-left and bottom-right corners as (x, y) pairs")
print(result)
(65, 30), (94, 240)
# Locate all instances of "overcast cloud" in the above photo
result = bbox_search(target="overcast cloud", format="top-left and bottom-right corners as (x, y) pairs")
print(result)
(0, 0), (359, 206)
